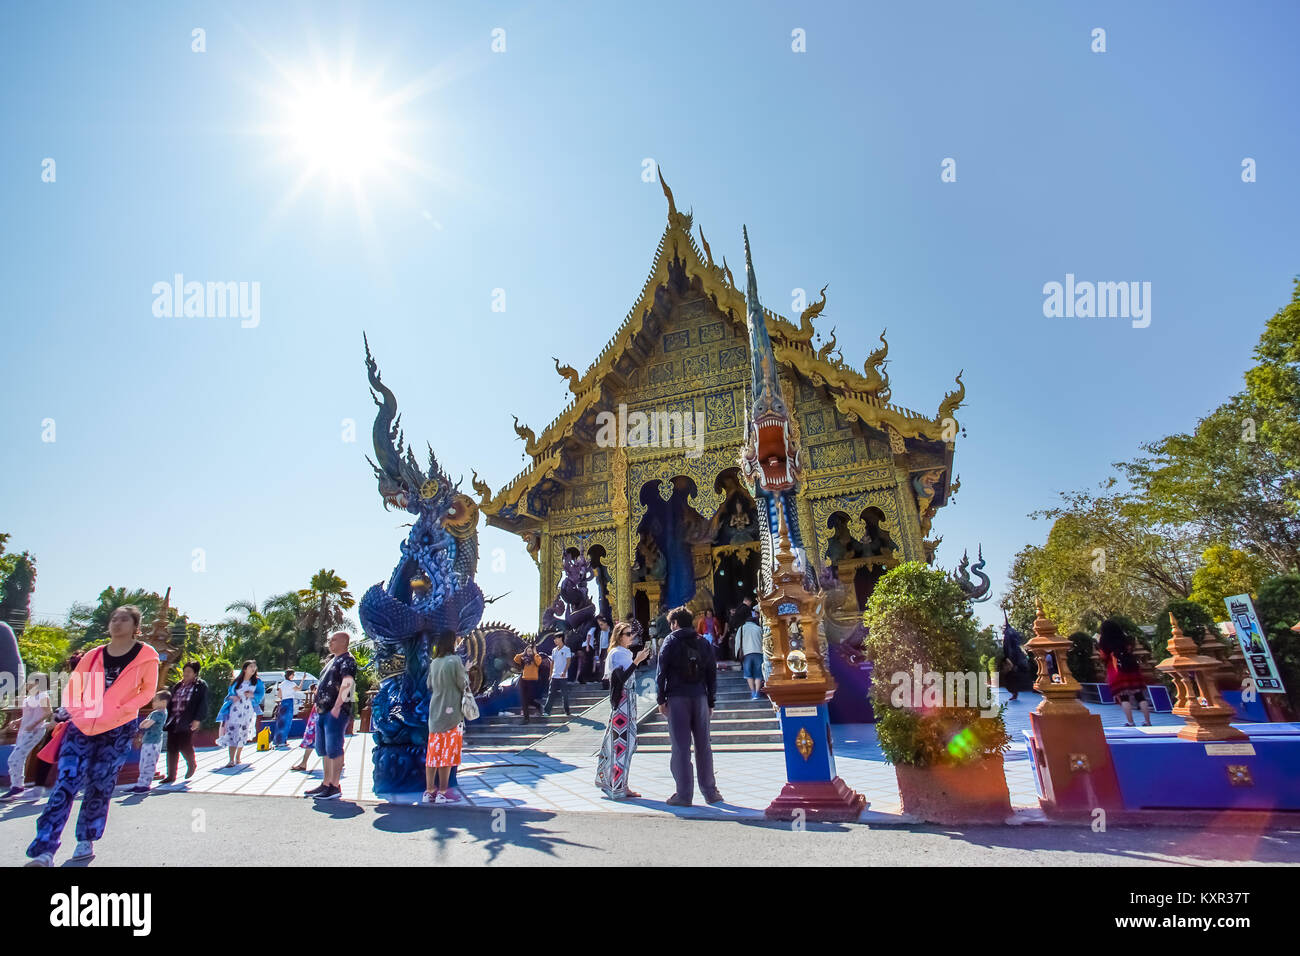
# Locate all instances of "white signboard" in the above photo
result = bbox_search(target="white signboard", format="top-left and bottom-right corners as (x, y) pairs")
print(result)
(1224, 593), (1287, 694)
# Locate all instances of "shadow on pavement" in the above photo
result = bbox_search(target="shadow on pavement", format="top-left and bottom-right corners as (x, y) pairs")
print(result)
(370, 803), (599, 862)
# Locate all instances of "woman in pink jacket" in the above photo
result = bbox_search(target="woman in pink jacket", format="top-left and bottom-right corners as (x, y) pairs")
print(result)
(25, 605), (159, 866)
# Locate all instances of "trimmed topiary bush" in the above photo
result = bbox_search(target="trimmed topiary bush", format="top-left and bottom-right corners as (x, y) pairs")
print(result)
(863, 562), (1010, 767)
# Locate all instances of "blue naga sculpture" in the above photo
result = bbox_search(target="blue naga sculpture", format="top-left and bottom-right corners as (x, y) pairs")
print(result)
(360, 334), (486, 793)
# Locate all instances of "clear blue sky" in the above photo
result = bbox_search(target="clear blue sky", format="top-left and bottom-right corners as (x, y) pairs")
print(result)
(2, 0), (1297, 634)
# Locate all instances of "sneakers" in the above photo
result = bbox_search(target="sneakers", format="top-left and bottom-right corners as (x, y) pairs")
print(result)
(441, 789), (461, 803)
(434, 792), (452, 804)
(25, 852), (53, 867)
(303, 783), (328, 798)
(666, 793), (692, 807)
(130, 785), (150, 794)
(705, 790), (725, 804)
(750, 692), (760, 701)
(421, 790), (438, 805)
(70, 840), (95, 862)
(0, 786), (27, 801)
(316, 785), (342, 800)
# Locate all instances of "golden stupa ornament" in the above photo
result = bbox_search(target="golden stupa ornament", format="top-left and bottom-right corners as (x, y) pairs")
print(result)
(795, 727), (814, 760)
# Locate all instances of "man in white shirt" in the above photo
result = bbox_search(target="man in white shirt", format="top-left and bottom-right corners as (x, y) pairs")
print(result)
(544, 634), (575, 716)
(738, 612), (765, 700)
(596, 618), (612, 688)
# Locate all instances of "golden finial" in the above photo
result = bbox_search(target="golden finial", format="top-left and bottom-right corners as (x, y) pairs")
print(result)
(698, 226), (715, 268)
(658, 164), (676, 216)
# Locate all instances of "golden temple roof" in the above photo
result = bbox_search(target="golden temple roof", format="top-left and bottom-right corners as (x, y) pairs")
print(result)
(481, 170), (965, 521)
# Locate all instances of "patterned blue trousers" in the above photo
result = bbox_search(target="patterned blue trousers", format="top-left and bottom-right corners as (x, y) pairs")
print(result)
(27, 719), (138, 858)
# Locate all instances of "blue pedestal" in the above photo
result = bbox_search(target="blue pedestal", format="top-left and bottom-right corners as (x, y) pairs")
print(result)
(1106, 723), (1300, 811)
(765, 699), (865, 820)
(778, 704), (837, 782)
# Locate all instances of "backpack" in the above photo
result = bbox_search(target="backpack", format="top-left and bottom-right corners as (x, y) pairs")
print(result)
(679, 636), (704, 684)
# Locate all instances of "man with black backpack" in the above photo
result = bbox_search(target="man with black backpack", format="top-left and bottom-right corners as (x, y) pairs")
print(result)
(655, 606), (723, 807)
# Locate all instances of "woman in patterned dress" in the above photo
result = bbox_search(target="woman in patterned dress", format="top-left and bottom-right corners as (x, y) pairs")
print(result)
(215, 660), (264, 767)
(595, 622), (650, 800)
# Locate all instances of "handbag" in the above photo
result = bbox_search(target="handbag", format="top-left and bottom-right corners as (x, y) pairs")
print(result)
(460, 683), (480, 722)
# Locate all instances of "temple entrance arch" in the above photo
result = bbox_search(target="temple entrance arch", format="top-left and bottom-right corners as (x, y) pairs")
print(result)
(633, 476), (710, 610)
(708, 467), (760, 656)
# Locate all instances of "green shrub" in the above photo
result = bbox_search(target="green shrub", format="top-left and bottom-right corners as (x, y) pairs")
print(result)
(863, 562), (1010, 767)
(1067, 631), (1098, 683)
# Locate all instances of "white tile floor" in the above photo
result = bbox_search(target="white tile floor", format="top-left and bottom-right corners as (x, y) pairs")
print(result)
(147, 688), (1190, 820)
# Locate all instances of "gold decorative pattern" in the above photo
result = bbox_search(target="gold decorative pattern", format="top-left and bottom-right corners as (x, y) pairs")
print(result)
(796, 726), (814, 760)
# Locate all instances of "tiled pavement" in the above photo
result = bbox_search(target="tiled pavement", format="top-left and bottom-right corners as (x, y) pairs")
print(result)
(142, 681), (1189, 822)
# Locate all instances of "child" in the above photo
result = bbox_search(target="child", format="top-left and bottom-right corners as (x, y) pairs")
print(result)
(2, 676), (53, 801)
(131, 691), (170, 793)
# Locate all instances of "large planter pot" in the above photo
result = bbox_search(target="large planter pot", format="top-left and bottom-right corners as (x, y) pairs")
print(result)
(894, 754), (1013, 824)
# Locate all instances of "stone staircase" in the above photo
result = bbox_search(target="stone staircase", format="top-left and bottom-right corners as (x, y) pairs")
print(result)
(462, 681), (611, 752)
(636, 667), (783, 752)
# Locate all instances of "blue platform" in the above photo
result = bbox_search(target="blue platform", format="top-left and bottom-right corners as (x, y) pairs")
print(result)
(1103, 723), (1300, 811)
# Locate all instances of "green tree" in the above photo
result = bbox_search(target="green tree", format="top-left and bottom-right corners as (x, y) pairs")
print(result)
(18, 621), (70, 674)
(219, 594), (303, 668)
(1242, 278), (1300, 497)
(1121, 395), (1299, 575)
(1189, 545), (1271, 621)
(1255, 574), (1300, 710)
(0, 549), (36, 635)
(297, 569), (356, 654)
(67, 587), (176, 651)
(1000, 490), (1184, 636)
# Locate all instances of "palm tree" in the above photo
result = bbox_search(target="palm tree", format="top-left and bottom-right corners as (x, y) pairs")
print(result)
(297, 569), (357, 654)
(220, 594), (303, 668)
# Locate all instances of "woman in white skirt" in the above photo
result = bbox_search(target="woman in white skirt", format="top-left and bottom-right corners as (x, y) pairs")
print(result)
(216, 660), (264, 767)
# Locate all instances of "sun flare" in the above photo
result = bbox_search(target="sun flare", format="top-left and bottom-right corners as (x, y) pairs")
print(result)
(281, 74), (397, 185)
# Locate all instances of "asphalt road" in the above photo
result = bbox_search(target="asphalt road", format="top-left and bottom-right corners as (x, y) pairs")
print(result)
(3, 790), (1298, 867)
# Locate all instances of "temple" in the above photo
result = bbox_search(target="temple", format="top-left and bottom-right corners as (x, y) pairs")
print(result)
(480, 172), (966, 635)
